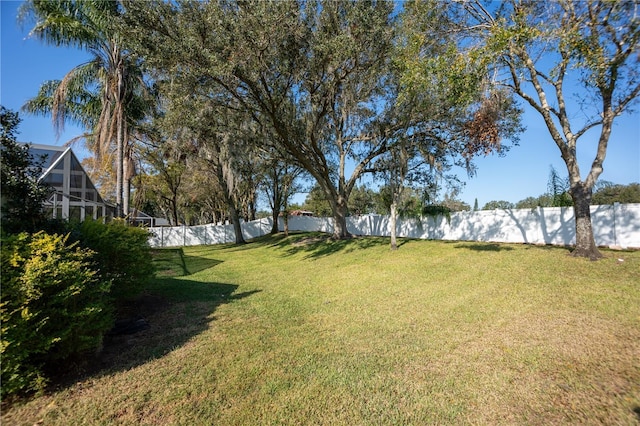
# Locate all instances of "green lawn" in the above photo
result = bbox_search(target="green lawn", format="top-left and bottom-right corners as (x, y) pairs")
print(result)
(3, 234), (639, 425)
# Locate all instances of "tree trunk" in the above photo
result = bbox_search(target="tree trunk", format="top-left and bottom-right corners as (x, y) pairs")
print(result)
(170, 196), (179, 226)
(271, 209), (280, 234)
(569, 184), (602, 260)
(282, 196), (290, 236)
(248, 199), (256, 222)
(390, 201), (398, 250)
(319, 180), (351, 240)
(115, 112), (124, 218)
(123, 153), (134, 219)
(270, 187), (281, 234)
(123, 177), (131, 218)
(218, 170), (245, 244)
(332, 199), (350, 240)
(283, 210), (289, 237)
(228, 204), (246, 245)
(114, 55), (126, 219)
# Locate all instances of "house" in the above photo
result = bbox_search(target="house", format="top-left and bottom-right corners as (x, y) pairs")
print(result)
(28, 143), (116, 222)
(128, 209), (170, 227)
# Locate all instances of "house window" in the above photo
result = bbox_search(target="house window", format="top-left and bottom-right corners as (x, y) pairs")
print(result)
(70, 173), (83, 189)
(45, 172), (64, 187)
(70, 155), (83, 172)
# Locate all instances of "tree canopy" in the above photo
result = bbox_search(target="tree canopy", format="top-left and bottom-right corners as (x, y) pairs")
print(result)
(121, 0), (522, 240)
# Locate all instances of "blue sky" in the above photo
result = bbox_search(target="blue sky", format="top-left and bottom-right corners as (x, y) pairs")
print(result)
(2, 0), (639, 209)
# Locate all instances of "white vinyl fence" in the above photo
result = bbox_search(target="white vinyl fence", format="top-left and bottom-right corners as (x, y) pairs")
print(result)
(148, 203), (640, 249)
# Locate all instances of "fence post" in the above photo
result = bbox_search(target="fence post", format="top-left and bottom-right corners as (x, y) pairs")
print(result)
(613, 202), (619, 247)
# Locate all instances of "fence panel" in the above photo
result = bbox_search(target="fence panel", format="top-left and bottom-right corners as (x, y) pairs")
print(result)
(148, 203), (640, 249)
(612, 203), (640, 248)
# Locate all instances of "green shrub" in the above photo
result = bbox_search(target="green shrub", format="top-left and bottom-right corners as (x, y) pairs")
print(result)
(78, 220), (155, 302)
(1, 232), (113, 397)
(1, 107), (52, 235)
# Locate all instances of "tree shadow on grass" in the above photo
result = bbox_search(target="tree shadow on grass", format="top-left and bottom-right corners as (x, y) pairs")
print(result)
(188, 232), (407, 260)
(451, 241), (583, 255)
(45, 276), (260, 397)
(453, 242), (514, 252)
(152, 248), (223, 276)
(267, 232), (394, 259)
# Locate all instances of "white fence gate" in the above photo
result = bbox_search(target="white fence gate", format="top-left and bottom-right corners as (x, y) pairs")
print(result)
(148, 203), (640, 249)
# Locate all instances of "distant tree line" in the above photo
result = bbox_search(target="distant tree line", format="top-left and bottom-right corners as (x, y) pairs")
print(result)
(480, 167), (640, 210)
(297, 183), (471, 219)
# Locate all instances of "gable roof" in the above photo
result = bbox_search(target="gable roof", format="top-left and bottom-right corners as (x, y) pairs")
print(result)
(26, 143), (109, 206)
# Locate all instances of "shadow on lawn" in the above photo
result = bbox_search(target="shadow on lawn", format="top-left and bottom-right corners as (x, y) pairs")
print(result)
(152, 248), (223, 276)
(268, 232), (395, 259)
(44, 252), (260, 396)
(453, 242), (514, 252)
(449, 240), (577, 254)
(86, 278), (261, 380)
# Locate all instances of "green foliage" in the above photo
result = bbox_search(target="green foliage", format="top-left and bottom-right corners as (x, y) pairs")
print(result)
(78, 220), (154, 302)
(1, 107), (52, 234)
(1, 232), (112, 397)
(482, 200), (515, 210)
(396, 1), (523, 165)
(374, 185), (426, 218)
(592, 182), (640, 205)
(0, 219), (156, 398)
(302, 185), (333, 217)
(515, 182), (640, 208)
(396, 0), (479, 108)
(439, 195), (471, 212)
(348, 185), (376, 216)
(422, 204), (452, 222)
(515, 194), (553, 209)
(547, 166), (572, 207)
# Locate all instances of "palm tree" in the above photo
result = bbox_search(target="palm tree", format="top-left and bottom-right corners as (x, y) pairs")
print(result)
(19, 0), (149, 217)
